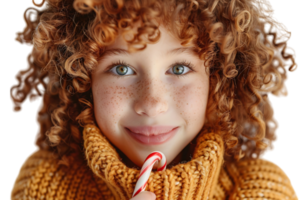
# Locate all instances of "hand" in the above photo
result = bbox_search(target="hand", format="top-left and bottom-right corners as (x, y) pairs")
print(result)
(130, 191), (156, 200)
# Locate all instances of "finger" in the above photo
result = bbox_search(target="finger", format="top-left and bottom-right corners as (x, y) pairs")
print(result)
(130, 191), (156, 200)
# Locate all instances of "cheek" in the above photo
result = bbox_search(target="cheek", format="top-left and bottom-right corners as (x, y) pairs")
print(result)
(92, 84), (132, 125)
(173, 81), (209, 123)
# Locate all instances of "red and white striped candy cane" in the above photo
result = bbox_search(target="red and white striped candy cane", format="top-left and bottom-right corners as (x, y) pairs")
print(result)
(132, 151), (167, 198)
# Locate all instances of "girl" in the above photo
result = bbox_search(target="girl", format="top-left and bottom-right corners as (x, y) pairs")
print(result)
(10, 0), (298, 199)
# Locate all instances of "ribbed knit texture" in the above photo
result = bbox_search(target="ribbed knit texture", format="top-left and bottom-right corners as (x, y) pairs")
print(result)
(83, 124), (224, 200)
(11, 124), (298, 200)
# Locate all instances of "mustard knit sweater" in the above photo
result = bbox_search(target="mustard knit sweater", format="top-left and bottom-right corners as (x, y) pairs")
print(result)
(11, 124), (297, 200)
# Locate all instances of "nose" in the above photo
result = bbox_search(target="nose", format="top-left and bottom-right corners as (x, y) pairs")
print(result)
(133, 78), (168, 118)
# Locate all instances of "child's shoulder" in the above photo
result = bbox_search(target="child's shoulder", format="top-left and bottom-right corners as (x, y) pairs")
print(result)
(8, 149), (47, 200)
(223, 158), (298, 200)
(11, 150), (110, 200)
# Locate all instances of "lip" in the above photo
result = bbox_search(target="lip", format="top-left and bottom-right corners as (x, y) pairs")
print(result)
(126, 126), (178, 136)
(125, 127), (179, 145)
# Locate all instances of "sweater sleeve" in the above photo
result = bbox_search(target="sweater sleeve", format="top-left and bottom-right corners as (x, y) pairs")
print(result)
(8, 149), (48, 200)
(226, 159), (298, 200)
(11, 150), (106, 200)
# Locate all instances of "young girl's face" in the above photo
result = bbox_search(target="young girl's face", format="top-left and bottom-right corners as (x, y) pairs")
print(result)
(92, 25), (209, 167)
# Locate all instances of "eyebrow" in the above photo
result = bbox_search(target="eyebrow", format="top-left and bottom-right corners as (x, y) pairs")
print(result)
(99, 47), (198, 60)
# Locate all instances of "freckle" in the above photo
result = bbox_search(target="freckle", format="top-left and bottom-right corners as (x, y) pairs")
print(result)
(186, 103), (188, 105)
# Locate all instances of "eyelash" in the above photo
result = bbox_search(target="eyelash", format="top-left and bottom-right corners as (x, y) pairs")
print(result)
(107, 60), (195, 78)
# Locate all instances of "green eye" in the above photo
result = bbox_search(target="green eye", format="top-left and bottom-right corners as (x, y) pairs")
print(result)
(108, 60), (194, 77)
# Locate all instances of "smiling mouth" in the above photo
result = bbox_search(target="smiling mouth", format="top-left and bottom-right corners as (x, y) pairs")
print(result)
(125, 127), (178, 145)
(125, 127), (178, 137)
(126, 128), (176, 137)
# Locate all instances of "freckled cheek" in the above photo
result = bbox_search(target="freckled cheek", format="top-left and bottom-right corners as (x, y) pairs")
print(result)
(175, 85), (208, 122)
(92, 87), (124, 123)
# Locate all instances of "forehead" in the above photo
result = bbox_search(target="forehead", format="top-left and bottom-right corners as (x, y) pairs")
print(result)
(99, 47), (199, 61)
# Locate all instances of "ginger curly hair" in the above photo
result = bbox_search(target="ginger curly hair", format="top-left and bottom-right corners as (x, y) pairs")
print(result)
(11, 0), (296, 165)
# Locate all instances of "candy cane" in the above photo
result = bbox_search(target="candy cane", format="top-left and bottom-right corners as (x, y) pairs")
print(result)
(132, 151), (167, 198)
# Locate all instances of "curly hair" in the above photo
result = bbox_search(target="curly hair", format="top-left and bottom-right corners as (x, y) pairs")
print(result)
(11, 0), (296, 166)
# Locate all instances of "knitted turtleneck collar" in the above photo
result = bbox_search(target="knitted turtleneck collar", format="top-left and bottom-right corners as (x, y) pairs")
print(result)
(83, 124), (224, 200)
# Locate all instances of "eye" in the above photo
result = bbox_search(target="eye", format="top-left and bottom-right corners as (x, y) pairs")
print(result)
(108, 61), (195, 78)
